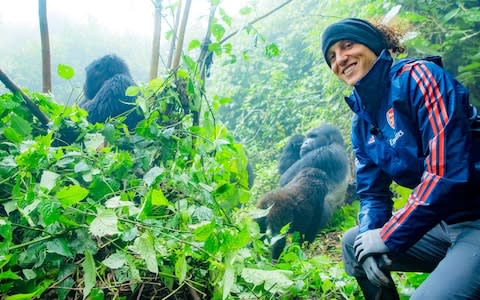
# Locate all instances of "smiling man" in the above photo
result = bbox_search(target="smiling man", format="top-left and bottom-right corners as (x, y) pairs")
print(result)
(321, 17), (480, 300)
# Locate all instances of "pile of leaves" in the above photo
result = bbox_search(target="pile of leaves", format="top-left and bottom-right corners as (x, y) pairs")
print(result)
(0, 68), (361, 299)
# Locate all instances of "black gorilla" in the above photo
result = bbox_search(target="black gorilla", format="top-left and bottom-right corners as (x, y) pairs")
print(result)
(80, 54), (143, 129)
(256, 124), (350, 260)
(278, 134), (304, 175)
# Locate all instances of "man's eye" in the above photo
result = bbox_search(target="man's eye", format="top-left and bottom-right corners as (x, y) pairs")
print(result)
(329, 53), (336, 61)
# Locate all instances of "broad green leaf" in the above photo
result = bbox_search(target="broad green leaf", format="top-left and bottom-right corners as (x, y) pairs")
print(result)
(211, 23), (225, 42)
(130, 231), (158, 273)
(150, 188), (170, 206)
(0, 270), (21, 280)
(241, 268), (293, 293)
(10, 113), (32, 138)
(82, 251), (96, 299)
(125, 85), (140, 97)
(56, 185), (89, 208)
(57, 64), (75, 80)
(38, 200), (60, 225)
(4, 279), (53, 300)
(57, 278), (74, 300)
(46, 238), (73, 257)
(188, 39), (201, 50)
(193, 221), (214, 241)
(90, 289), (105, 300)
(222, 253), (235, 300)
(143, 166), (164, 187)
(102, 251), (127, 269)
(39, 170), (59, 191)
(175, 254), (187, 283)
(89, 209), (119, 237)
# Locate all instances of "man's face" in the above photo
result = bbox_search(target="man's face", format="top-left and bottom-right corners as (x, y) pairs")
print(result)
(327, 40), (378, 86)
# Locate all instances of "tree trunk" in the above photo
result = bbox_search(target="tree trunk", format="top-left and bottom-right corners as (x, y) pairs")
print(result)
(38, 0), (51, 93)
(166, 0), (182, 70)
(171, 0), (191, 70)
(149, 0), (162, 80)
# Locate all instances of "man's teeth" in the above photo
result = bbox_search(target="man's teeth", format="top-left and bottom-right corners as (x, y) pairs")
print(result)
(344, 65), (355, 76)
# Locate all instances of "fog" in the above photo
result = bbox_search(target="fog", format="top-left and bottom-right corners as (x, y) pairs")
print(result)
(0, 0), (260, 103)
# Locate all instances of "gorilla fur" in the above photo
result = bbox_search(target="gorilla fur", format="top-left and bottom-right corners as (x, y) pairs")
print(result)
(257, 124), (350, 260)
(257, 168), (328, 260)
(80, 54), (143, 129)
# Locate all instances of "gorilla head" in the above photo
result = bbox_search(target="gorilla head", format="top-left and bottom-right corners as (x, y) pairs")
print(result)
(80, 54), (142, 129)
(83, 54), (132, 100)
(299, 124), (345, 157)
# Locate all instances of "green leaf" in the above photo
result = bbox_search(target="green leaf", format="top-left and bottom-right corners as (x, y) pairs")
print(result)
(4, 279), (53, 300)
(38, 200), (61, 225)
(90, 289), (105, 300)
(222, 253), (235, 300)
(241, 268), (293, 294)
(149, 188), (170, 206)
(56, 185), (89, 208)
(131, 231), (158, 273)
(125, 85), (140, 97)
(143, 166), (164, 187)
(193, 221), (214, 241)
(82, 251), (96, 299)
(89, 209), (119, 237)
(39, 170), (60, 191)
(188, 39), (201, 50)
(175, 254), (187, 283)
(211, 23), (226, 41)
(46, 238), (73, 257)
(57, 64), (75, 80)
(0, 270), (21, 280)
(102, 251), (127, 269)
(265, 43), (280, 58)
(10, 113), (32, 138)
(239, 6), (252, 15)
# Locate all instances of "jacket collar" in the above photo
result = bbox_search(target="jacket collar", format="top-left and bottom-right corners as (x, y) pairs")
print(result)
(345, 49), (393, 122)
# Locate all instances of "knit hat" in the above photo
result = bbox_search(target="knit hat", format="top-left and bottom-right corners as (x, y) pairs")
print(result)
(321, 18), (387, 67)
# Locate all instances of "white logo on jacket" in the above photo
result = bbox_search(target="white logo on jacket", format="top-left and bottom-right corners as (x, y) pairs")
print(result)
(389, 130), (404, 146)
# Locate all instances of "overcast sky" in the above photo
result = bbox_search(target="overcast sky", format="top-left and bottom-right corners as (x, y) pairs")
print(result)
(0, 0), (252, 37)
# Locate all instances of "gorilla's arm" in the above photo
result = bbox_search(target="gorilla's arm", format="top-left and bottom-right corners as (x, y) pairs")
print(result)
(278, 134), (304, 175)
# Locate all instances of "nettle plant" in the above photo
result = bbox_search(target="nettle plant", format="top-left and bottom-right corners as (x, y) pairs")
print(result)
(0, 65), (358, 299)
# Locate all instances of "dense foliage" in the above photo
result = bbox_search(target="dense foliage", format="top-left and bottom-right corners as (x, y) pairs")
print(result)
(0, 0), (478, 299)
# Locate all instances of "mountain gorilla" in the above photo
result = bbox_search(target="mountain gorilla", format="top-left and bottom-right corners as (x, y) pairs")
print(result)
(256, 124), (350, 260)
(80, 54), (143, 129)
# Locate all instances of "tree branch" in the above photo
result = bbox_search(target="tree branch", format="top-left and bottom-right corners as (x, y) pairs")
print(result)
(0, 68), (50, 126)
(220, 0), (294, 45)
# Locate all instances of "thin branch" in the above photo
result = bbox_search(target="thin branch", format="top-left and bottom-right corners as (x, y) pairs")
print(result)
(220, 0), (294, 45)
(0, 68), (50, 126)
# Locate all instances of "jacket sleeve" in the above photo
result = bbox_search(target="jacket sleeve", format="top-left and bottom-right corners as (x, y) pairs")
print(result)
(380, 61), (472, 251)
(352, 120), (394, 234)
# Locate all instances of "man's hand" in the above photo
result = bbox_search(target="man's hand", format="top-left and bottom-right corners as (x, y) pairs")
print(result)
(362, 255), (393, 287)
(353, 228), (389, 262)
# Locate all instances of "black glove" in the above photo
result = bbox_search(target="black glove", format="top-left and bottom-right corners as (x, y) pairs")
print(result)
(362, 254), (393, 287)
(354, 228), (389, 262)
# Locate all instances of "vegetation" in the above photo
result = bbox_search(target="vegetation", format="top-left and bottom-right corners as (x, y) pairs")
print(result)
(0, 0), (478, 299)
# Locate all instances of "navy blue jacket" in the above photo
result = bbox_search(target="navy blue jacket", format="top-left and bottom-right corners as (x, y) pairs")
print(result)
(346, 50), (480, 251)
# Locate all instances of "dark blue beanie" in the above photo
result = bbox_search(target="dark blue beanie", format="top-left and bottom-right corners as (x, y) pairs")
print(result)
(321, 18), (387, 67)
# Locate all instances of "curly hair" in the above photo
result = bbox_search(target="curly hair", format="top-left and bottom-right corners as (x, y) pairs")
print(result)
(373, 23), (406, 54)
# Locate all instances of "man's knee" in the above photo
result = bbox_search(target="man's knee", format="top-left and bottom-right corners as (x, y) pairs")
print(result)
(342, 226), (361, 276)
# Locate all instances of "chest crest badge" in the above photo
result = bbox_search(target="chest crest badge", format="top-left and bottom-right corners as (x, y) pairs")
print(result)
(386, 108), (395, 129)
